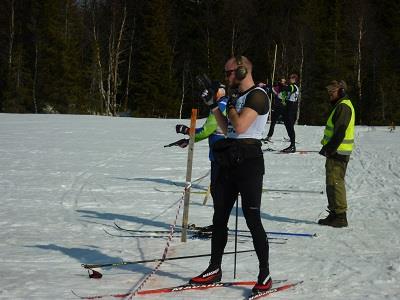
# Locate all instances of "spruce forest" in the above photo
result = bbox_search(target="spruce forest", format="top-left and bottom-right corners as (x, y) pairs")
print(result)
(0, 0), (399, 125)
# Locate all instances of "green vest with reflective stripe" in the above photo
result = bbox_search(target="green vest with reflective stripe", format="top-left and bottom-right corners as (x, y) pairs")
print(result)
(321, 98), (355, 155)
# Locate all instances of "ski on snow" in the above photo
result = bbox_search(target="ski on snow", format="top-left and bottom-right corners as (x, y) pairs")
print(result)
(154, 186), (323, 195)
(113, 222), (317, 238)
(138, 280), (288, 296)
(104, 228), (288, 242)
(72, 279), (293, 299)
(248, 281), (303, 299)
(262, 147), (318, 154)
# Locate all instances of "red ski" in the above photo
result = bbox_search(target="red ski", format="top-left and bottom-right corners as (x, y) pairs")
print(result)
(138, 280), (256, 295)
(72, 280), (287, 299)
(248, 281), (303, 299)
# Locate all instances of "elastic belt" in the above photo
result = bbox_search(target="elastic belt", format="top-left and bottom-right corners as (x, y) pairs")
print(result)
(234, 138), (261, 147)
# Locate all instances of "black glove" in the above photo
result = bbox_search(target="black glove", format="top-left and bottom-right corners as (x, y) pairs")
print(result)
(196, 73), (213, 91)
(319, 146), (335, 157)
(200, 88), (217, 108)
(176, 124), (189, 135)
(176, 138), (189, 148)
(196, 74), (224, 109)
(226, 97), (236, 111)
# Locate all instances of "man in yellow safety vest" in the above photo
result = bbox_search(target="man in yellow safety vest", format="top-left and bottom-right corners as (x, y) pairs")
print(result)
(319, 80), (355, 228)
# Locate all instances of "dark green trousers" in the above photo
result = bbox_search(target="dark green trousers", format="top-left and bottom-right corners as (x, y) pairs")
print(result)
(325, 158), (348, 214)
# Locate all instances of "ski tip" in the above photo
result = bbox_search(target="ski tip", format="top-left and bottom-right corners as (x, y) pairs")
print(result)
(248, 280), (304, 300)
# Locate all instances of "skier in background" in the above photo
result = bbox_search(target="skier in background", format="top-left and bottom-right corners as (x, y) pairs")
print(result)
(388, 121), (395, 132)
(260, 77), (288, 142)
(280, 73), (300, 153)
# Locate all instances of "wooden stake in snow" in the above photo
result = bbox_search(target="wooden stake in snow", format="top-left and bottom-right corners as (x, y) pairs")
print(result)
(181, 109), (198, 242)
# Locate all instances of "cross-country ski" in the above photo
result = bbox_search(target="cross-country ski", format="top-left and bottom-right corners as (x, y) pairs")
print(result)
(72, 279), (289, 299)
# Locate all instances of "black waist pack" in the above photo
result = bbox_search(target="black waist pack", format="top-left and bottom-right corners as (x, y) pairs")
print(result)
(212, 138), (262, 167)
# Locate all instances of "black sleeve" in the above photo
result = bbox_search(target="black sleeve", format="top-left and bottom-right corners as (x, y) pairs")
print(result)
(244, 89), (269, 115)
(324, 104), (352, 153)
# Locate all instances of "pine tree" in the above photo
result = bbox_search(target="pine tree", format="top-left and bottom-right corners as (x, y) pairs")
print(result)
(134, 0), (178, 117)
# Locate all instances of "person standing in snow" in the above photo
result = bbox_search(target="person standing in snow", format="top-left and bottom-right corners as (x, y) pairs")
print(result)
(318, 80), (355, 228)
(262, 77), (288, 142)
(189, 56), (272, 295)
(388, 121), (395, 132)
(174, 94), (227, 203)
(280, 73), (300, 153)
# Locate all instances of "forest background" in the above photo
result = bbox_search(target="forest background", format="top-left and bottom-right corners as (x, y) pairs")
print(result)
(0, 0), (399, 125)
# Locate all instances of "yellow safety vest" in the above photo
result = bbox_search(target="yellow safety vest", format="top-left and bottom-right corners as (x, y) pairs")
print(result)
(321, 98), (355, 155)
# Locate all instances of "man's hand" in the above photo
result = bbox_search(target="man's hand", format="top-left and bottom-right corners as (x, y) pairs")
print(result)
(200, 88), (216, 107)
(176, 124), (189, 135)
(226, 97), (236, 111)
(319, 148), (327, 157)
(319, 146), (335, 157)
(196, 74), (225, 109)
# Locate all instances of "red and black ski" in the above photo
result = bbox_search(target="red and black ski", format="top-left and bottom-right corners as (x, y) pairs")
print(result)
(72, 280), (288, 299)
(248, 281), (303, 299)
(138, 280), (257, 295)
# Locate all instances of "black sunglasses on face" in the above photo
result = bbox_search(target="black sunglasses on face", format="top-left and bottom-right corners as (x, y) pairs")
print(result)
(225, 69), (236, 77)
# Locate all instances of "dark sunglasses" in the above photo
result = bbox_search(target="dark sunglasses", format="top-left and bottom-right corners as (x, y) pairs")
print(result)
(225, 69), (236, 77)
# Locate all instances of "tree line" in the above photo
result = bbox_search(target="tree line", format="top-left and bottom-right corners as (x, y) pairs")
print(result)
(0, 0), (399, 125)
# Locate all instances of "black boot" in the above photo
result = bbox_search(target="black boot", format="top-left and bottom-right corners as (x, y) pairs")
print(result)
(189, 264), (222, 285)
(251, 268), (272, 294)
(318, 211), (348, 228)
(281, 144), (296, 153)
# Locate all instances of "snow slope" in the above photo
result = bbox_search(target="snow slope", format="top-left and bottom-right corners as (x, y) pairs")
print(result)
(0, 113), (399, 299)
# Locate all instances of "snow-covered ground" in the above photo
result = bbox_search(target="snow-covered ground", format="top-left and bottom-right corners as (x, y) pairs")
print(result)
(0, 113), (399, 299)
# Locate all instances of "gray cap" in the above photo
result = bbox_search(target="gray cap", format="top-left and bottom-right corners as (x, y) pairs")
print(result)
(326, 80), (347, 92)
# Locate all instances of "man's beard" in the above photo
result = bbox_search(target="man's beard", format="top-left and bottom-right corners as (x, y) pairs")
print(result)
(229, 80), (240, 90)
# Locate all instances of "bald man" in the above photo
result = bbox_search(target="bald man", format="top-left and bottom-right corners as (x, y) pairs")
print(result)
(190, 56), (272, 296)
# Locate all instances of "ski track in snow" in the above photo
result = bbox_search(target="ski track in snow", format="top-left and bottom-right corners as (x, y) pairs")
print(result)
(0, 114), (399, 299)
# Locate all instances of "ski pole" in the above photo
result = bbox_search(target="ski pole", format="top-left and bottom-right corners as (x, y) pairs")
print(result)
(233, 197), (239, 279)
(229, 228), (316, 238)
(82, 249), (255, 270)
(263, 188), (324, 194)
(267, 231), (316, 237)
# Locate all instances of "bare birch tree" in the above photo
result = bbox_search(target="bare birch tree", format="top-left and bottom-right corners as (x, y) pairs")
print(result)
(8, 0), (15, 71)
(33, 43), (38, 113)
(123, 20), (135, 113)
(108, 2), (126, 116)
(91, 1), (107, 114)
(295, 38), (304, 124)
(356, 15), (365, 123)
